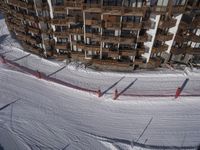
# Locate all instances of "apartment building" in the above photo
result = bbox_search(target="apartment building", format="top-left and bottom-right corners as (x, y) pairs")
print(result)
(0, 0), (199, 70)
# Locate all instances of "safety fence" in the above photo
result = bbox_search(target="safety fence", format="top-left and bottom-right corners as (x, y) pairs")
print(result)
(1, 54), (200, 100)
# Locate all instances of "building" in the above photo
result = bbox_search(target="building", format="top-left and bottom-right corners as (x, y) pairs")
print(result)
(0, 0), (199, 71)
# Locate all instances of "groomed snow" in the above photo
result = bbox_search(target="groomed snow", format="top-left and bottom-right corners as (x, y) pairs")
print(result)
(0, 17), (200, 150)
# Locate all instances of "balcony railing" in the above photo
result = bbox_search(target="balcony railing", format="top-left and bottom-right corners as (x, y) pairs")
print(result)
(172, 5), (185, 14)
(158, 18), (177, 28)
(142, 20), (153, 29)
(68, 28), (84, 35)
(120, 50), (136, 56)
(36, 2), (49, 10)
(27, 26), (40, 35)
(119, 36), (136, 44)
(85, 33), (101, 41)
(152, 44), (168, 53)
(64, 1), (82, 9)
(71, 51), (85, 60)
(186, 48), (200, 55)
(82, 3), (102, 12)
(44, 39), (55, 46)
(54, 30), (69, 37)
(171, 47), (186, 55)
(123, 7), (145, 16)
(156, 33), (174, 41)
(51, 17), (75, 25)
(85, 19), (101, 27)
(151, 6), (168, 14)
(108, 50), (119, 58)
(8, 0), (26, 8)
(122, 22), (142, 30)
(102, 6), (122, 15)
(84, 45), (101, 52)
(189, 33), (200, 43)
(102, 36), (119, 44)
(55, 43), (69, 49)
(104, 22), (121, 30)
(137, 47), (146, 55)
(137, 33), (152, 42)
(53, 6), (65, 12)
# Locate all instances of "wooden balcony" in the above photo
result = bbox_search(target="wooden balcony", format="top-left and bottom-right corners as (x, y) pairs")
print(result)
(134, 58), (144, 65)
(41, 28), (53, 34)
(53, 5), (65, 13)
(72, 41), (85, 49)
(172, 5), (185, 14)
(36, 2), (49, 10)
(158, 18), (177, 28)
(123, 7), (145, 16)
(55, 43), (69, 49)
(16, 32), (27, 41)
(137, 33), (152, 42)
(68, 28), (84, 35)
(120, 50), (136, 56)
(23, 14), (38, 22)
(85, 33), (101, 41)
(102, 6), (122, 15)
(104, 22), (121, 30)
(119, 36), (136, 44)
(156, 33), (174, 41)
(171, 47), (186, 55)
(108, 50), (119, 58)
(82, 3), (102, 12)
(64, 1), (82, 9)
(102, 36), (119, 44)
(26, 36), (41, 45)
(174, 35), (188, 43)
(8, 0), (28, 9)
(51, 17), (75, 25)
(27, 26), (40, 35)
(84, 45), (101, 52)
(71, 51), (85, 60)
(44, 39), (55, 46)
(22, 42), (43, 55)
(137, 47), (146, 55)
(186, 48), (200, 55)
(13, 11), (24, 20)
(85, 19), (101, 27)
(142, 20), (152, 29)
(38, 16), (51, 23)
(179, 21), (189, 29)
(122, 22), (142, 30)
(151, 6), (168, 14)
(54, 30), (69, 38)
(192, 16), (200, 27)
(152, 44), (168, 53)
(189, 33), (200, 43)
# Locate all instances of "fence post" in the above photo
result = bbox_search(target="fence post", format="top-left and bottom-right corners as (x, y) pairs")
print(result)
(175, 87), (181, 99)
(113, 89), (118, 100)
(1, 56), (6, 64)
(36, 70), (41, 79)
(97, 89), (101, 97)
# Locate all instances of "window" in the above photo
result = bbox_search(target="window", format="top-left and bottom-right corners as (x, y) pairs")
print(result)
(173, 0), (186, 5)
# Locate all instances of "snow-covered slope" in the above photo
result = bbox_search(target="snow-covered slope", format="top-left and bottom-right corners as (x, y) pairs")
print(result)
(0, 66), (200, 150)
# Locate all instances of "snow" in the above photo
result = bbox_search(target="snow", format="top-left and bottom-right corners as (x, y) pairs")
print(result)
(0, 17), (200, 150)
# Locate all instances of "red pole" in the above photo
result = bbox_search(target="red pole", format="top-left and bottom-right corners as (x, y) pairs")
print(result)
(1, 56), (6, 64)
(113, 89), (118, 100)
(97, 89), (101, 97)
(175, 87), (181, 99)
(37, 70), (41, 79)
